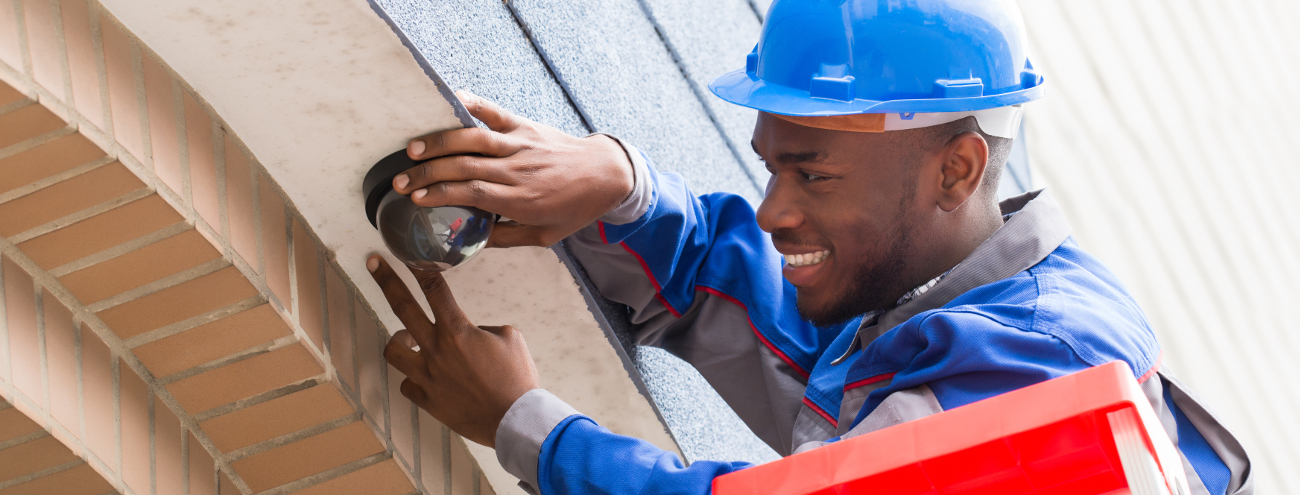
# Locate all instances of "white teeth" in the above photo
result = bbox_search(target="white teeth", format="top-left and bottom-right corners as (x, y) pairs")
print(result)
(784, 250), (831, 267)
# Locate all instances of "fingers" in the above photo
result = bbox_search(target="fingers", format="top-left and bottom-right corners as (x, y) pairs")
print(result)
(384, 333), (428, 380)
(396, 154), (515, 196)
(367, 256), (435, 344)
(406, 127), (521, 162)
(407, 267), (472, 334)
(400, 378), (429, 404)
(456, 91), (523, 134)
(411, 179), (517, 213)
(487, 222), (554, 248)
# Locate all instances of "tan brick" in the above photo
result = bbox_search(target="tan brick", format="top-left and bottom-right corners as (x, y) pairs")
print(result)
(0, 82), (23, 107)
(292, 458), (414, 495)
(294, 218), (325, 352)
(388, 364), (414, 466)
(452, 435), (474, 495)
(3, 256), (40, 401)
(58, 228), (221, 305)
(0, 161), (144, 237)
(97, 265), (257, 339)
(226, 134), (257, 268)
(43, 291), (79, 433)
(121, 359), (150, 495)
(200, 384), (352, 453)
(0, 1), (21, 68)
(230, 420), (384, 492)
(261, 173), (290, 305)
(218, 471), (238, 495)
(100, 16), (144, 160)
(145, 53), (182, 194)
(17, 194), (183, 270)
(0, 132), (105, 195)
(419, 411), (445, 494)
(21, 0), (62, 96)
(0, 408), (41, 443)
(60, 0), (104, 128)
(156, 396), (185, 495)
(0, 103), (66, 150)
(0, 463), (112, 495)
(190, 431), (217, 495)
(0, 436), (77, 483)
(326, 267), (355, 391)
(80, 325), (115, 471)
(185, 91), (219, 229)
(355, 301), (386, 433)
(166, 343), (324, 414)
(134, 303), (291, 378)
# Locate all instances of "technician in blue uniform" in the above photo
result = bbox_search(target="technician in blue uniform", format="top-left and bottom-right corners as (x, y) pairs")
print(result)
(364, 1), (1253, 494)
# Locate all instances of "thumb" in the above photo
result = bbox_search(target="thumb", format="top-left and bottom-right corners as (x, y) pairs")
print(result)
(487, 223), (553, 248)
(456, 91), (521, 133)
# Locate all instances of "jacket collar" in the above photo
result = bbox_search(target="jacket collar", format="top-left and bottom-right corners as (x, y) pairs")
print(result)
(833, 189), (1073, 364)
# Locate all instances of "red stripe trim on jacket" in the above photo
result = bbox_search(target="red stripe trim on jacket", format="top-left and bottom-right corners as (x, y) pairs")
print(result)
(802, 396), (838, 428)
(844, 372), (897, 391)
(697, 286), (811, 379)
(1138, 353), (1162, 384)
(599, 222), (682, 318)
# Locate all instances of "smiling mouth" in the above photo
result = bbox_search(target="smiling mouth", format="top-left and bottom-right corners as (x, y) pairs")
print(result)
(783, 250), (831, 267)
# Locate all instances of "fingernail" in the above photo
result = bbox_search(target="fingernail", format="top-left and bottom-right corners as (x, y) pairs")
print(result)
(367, 256), (380, 273)
(394, 174), (409, 190)
(408, 140), (425, 157)
(412, 189), (426, 200)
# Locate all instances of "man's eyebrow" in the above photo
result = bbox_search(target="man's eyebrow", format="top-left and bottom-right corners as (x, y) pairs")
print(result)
(774, 151), (825, 164)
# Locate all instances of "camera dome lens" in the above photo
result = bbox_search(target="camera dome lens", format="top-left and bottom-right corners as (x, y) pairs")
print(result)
(375, 190), (495, 271)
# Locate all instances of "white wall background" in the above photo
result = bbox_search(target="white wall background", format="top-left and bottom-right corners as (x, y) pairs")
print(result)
(1019, 0), (1300, 491)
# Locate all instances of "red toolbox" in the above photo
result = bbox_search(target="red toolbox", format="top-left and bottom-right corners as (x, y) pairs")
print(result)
(712, 361), (1189, 495)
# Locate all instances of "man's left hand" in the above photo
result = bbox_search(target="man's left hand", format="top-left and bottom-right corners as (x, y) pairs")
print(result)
(367, 255), (540, 447)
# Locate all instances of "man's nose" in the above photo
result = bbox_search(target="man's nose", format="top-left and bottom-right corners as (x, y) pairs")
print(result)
(756, 177), (804, 233)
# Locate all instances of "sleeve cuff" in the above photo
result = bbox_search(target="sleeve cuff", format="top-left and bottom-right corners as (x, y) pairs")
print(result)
(591, 133), (652, 225)
(495, 389), (581, 490)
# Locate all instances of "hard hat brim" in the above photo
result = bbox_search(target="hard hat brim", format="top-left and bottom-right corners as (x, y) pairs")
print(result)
(708, 69), (1046, 117)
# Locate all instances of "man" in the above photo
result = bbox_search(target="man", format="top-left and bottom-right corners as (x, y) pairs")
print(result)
(367, 1), (1253, 494)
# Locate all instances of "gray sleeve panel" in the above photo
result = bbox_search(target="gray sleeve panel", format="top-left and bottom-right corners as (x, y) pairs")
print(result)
(567, 221), (807, 456)
(495, 389), (581, 489)
(1141, 373), (1215, 495)
(793, 385), (944, 454)
(1160, 372), (1256, 495)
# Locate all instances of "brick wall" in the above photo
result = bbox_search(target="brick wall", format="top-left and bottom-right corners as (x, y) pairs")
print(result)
(0, 1), (486, 493)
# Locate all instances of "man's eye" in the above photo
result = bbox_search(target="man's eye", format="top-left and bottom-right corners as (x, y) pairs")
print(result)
(801, 172), (829, 182)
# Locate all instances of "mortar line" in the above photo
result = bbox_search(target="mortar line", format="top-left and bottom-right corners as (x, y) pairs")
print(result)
(0, 429), (49, 451)
(148, 388), (157, 495)
(189, 376), (325, 423)
(47, 221), (191, 277)
(119, 295), (264, 349)
(0, 459), (83, 490)
(222, 413), (360, 462)
(180, 427), (190, 495)
(50, 0), (74, 109)
(12, 0), (32, 79)
(84, 257), (229, 313)
(212, 122), (229, 241)
(0, 123), (75, 160)
(7, 187), (153, 244)
(126, 35), (150, 176)
(255, 452), (391, 495)
(0, 93), (34, 115)
(35, 285), (50, 414)
(157, 334), (300, 385)
(0, 155), (117, 205)
(87, 1), (110, 139)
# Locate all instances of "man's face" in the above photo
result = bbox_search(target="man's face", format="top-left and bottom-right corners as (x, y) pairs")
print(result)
(752, 113), (933, 326)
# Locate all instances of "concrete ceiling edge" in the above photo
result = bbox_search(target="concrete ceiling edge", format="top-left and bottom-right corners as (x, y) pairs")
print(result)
(94, 0), (681, 491)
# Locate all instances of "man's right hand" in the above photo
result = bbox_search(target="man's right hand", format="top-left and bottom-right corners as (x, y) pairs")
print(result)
(394, 91), (635, 248)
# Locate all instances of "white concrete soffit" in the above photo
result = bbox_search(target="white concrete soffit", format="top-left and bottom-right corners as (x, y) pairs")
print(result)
(98, 0), (679, 489)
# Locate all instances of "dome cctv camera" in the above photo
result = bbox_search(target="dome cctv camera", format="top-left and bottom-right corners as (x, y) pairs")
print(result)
(363, 149), (496, 272)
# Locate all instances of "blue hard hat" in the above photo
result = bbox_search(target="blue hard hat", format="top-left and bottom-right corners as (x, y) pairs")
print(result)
(710, 0), (1045, 116)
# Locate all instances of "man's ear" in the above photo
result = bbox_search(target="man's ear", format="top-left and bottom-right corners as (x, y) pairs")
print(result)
(936, 131), (989, 212)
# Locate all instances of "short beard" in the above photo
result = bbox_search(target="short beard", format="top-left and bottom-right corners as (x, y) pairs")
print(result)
(796, 227), (912, 327)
